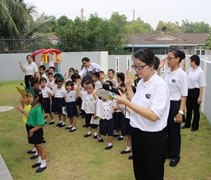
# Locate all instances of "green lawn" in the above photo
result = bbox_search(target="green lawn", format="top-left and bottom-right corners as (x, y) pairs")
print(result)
(0, 81), (211, 180)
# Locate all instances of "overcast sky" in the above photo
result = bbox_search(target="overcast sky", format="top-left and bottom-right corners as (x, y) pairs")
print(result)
(25, 0), (210, 29)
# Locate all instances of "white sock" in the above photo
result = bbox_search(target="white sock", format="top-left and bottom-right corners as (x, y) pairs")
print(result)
(97, 136), (101, 140)
(62, 122), (65, 125)
(120, 135), (124, 138)
(68, 125), (73, 128)
(72, 127), (76, 130)
(34, 150), (38, 156)
(94, 132), (98, 136)
(59, 120), (63, 123)
(50, 119), (54, 122)
(40, 159), (47, 168)
(32, 147), (37, 151)
(125, 146), (131, 151)
(87, 131), (91, 135)
(108, 143), (112, 147)
(37, 156), (42, 163)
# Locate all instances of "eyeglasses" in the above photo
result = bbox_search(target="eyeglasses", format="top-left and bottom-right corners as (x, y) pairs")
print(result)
(166, 57), (175, 61)
(131, 64), (147, 70)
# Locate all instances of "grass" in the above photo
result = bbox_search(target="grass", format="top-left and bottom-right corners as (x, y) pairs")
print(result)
(0, 81), (211, 180)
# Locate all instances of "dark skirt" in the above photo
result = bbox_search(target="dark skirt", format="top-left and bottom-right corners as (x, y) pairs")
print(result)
(43, 97), (51, 113)
(66, 102), (78, 118)
(125, 118), (132, 136)
(26, 124), (44, 144)
(52, 97), (65, 114)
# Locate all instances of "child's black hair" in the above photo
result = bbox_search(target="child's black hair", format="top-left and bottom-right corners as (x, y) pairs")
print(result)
(29, 76), (39, 88)
(49, 66), (55, 72)
(108, 69), (115, 74)
(104, 80), (113, 87)
(55, 77), (64, 84)
(120, 81), (126, 87)
(48, 72), (53, 76)
(33, 88), (44, 109)
(116, 72), (125, 82)
(71, 73), (81, 82)
(66, 80), (74, 87)
(92, 72), (100, 79)
(81, 76), (90, 87)
(39, 65), (46, 71)
(39, 77), (47, 84)
(86, 79), (95, 88)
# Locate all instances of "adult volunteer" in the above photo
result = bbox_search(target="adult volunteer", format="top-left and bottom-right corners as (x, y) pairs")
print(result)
(115, 49), (170, 180)
(79, 57), (103, 78)
(19, 55), (38, 88)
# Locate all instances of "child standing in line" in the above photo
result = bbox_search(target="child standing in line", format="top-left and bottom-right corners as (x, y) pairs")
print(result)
(81, 80), (98, 138)
(46, 72), (55, 91)
(39, 78), (54, 124)
(52, 77), (66, 127)
(92, 72), (102, 89)
(64, 81), (78, 132)
(107, 69), (118, 88)
(17, 88), (47, 173)
(39, 65), (48, 82)
(93, 86), (114, 150)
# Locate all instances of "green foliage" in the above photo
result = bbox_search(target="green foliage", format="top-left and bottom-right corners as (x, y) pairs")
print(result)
(181, 20), (210, 33)
(203, 37), (211, 49)
(155, 21), (182, 33)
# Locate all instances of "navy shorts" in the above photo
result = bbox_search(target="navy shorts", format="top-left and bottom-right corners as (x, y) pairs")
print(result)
(85, 113), (98, 129)
(99, 118), (114, 136)
(26, 124), (44, 144)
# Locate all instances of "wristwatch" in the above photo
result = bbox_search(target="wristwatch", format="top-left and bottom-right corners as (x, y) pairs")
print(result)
(178, 110), (184, 115)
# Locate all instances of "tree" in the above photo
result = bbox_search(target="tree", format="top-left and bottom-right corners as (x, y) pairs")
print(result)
(203, 37), (211, 49)
(181, 20), (210, 33)
(125, 17), (153, 34)
(155, 21), (182, 33)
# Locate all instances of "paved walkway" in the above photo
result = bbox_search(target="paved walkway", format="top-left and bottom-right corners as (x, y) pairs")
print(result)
(0, 154), (13, 180)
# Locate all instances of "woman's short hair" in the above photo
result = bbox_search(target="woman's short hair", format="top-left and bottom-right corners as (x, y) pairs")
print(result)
(190, 55), (200, 66)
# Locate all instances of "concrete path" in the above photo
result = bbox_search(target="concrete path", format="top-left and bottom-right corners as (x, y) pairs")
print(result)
(0, 154), (13, 180)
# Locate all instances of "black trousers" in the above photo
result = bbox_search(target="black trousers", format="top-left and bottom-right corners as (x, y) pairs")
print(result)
(24, 75), (32, 88)
(185, 88), (200, 130)
(131, 127), (168, 180)
(167, 100), (181, 160)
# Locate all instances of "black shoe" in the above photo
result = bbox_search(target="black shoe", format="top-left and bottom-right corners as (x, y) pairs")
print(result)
(56, 122), (62, 127)
(113, 134), (119, 137)
(36, 166), (47, 173)
(84, 134), (91, 138)
(49, 121), (55, 125)
(181, 125), (190, 129)
(65, 126), (73, 130)
(69, 129), (76, 132)
(32, 163), (41, 168)
(59, 124), (65, 128)
(83, 124), (86, 128)
(118, 136), (124, 141)
(30, 155), (38, 159)
(120, 150), (131, 154)
(169, 159), (180, 167)
(93, 135), (97, 139)
(191, 128), (197, 132)
(105, 145), (113, 150)
(98, 138), (104, 142)
(128, 155), (133, 160)
(27, 150), (36, 154)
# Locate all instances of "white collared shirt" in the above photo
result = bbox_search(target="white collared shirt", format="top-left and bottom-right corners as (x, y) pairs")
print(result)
(130, 73), (170, 132)
(186, 66), (206, 89)
(24, 62), (38, 75)
(53, 86), (66, 98)
(41, 87), (52, 98)
(94, 81), (102, 89)
(96, 98), (113, 120)
(162, 67), (188, 101)
(80, 88), (88, 101)
(81, 93), (96, 114)
(65, 90), (77, 103)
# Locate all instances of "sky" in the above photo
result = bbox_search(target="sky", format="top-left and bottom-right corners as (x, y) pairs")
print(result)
(25, 0), (211, 29)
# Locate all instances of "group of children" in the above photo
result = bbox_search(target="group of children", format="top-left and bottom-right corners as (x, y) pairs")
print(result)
(17, 64), (139, 173)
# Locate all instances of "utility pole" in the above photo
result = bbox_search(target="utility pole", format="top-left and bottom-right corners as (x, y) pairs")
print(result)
(132, 9), (135, 54)
(81, 8), (84, 20)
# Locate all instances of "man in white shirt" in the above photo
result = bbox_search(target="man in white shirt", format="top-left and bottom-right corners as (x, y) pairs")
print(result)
(79, 57), (103, 78)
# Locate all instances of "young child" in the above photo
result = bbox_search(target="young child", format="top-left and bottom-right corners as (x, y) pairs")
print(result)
(94, 85), (114, 150)
(92, 72), (102, 89)
(16, 88), (47, 173)
(64, 81), (78, 132)
(39, 65), (48, 82)
(46, 72), (55, 91)
(107, 69), (118, 88)
(116, 72), (125, 88)
(81, 80), (98, 138)
(99, 71), (105, 84)
(52, 77), (66, 127)
(39, 77), (54, 124)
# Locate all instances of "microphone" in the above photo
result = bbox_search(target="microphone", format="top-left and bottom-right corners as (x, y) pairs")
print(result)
(102, 84), (120, 95)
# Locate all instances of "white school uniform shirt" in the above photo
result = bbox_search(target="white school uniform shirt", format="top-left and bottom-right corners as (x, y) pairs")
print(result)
(80, 88), (88, 101)
(42, 74), (48, 82)
(107, 78), (118, 88)
(47, 80), (55, 89)
(113, 99), (122, 113)
(79, 63), (103, 78)
(24, 62), (38, 75)
(94, 81), (102, 89)
(162, 67), (188, 101)
(53, 86), (66, 98)
(96, 98), (113, 120)
(130, 73), (170, 132)
(64, 90), (77, 103)
(81, 93), (96, 114)
(186, 66), (206, 89)
(41, 87), (52, 98)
